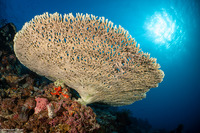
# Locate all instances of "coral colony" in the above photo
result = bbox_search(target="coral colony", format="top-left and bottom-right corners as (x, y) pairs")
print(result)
(0, 12), (164, 132)
(14, 12), (164, 106)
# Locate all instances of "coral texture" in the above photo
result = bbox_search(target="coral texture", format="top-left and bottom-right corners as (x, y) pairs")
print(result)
(14, 12), (164, 106)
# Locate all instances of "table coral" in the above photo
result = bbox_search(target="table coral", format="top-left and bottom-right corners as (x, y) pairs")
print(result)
(14, 12), (164, 106)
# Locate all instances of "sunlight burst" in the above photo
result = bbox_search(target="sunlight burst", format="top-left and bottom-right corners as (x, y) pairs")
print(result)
(146, 9), (176, 48)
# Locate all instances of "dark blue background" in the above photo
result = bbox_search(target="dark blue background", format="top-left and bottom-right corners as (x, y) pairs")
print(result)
(1, 0), (200, 132)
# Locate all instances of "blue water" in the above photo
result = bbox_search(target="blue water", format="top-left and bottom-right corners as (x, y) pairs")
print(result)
(1, 0), (200, 132)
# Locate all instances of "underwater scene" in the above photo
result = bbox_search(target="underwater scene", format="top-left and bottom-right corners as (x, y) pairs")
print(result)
(0, 0), (200, 132)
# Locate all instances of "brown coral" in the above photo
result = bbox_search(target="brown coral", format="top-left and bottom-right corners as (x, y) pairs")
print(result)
(14, 12), (164, 106)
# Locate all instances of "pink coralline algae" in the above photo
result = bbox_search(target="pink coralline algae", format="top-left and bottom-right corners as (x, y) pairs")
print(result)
(34, 97), (49, 114)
